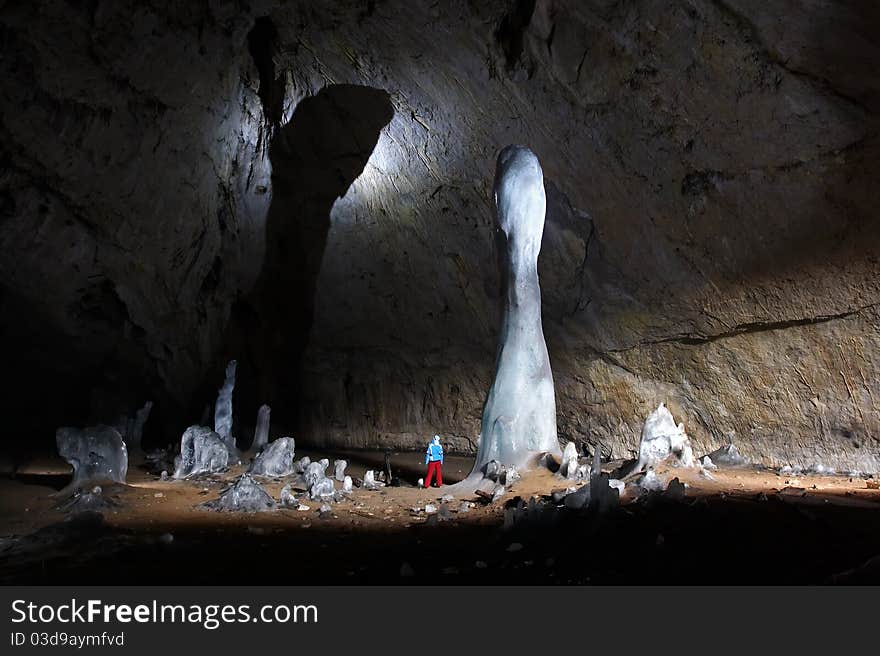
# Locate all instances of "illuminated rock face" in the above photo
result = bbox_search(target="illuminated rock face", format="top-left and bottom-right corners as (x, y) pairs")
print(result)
(472, 146), (561, 473)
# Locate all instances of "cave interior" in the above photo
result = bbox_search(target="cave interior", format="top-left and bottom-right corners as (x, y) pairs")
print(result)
(0, 0), (879, 584)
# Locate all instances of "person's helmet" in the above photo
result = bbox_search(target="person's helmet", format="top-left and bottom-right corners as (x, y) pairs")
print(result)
(433, 435), (440, 444)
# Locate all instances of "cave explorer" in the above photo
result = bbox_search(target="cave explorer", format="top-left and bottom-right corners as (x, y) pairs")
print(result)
(424, 434), (444, 488)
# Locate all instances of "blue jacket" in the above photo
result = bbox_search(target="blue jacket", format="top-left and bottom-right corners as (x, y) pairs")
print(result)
(425, 441), (444, 464)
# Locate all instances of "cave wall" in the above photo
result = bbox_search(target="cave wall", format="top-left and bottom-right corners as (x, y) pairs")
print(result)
(272, 0), (880, 471)
(2, 0), (878, 471)
(0, 0), (275, 445)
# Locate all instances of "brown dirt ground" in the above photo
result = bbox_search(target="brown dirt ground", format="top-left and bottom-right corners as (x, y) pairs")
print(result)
(2, 451), (880, 584)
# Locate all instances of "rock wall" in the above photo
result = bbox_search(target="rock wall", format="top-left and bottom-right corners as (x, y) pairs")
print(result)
(2, 0), (878, 471)
(0, 0), (275, 443)
(278, 0), (880, 472)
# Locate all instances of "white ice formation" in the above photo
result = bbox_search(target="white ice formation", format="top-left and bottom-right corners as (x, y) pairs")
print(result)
(470, 146), (561, 476)
(56, 425), (128, 487)
(252, 404), (270, 452)
(205, 474), (276, 512)
(214, 360), (237, 451)
(248, 436), (296, 477)
(560, 441), (578, 479)
(363, 470), (379, 490)
(173, 425), (228, 479)
(632, 403), (695, 473)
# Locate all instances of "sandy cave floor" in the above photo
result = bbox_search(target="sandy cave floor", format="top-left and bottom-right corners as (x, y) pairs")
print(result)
(1, 449), (880, 584)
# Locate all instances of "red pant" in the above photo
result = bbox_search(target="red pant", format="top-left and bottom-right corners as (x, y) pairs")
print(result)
(425, 461), (443, 487)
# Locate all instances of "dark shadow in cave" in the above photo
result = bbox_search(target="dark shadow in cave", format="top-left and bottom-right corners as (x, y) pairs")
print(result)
(231, 84), (394, 438)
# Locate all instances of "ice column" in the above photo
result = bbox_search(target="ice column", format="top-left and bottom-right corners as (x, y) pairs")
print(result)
(252, 404), (271, 452)
(471, 146), (561, 473)
(214, 360), (237, 451)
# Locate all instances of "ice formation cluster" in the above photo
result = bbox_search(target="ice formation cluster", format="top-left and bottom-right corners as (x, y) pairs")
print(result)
(214, 360), (237, 451)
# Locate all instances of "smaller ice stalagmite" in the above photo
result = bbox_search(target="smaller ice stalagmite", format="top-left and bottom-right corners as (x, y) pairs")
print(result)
(342, 476), (353, 493)
(334, 459), (347, 482)
(214, 360), (237, 451)
(56, 425), (128, 487)
(631, 403), (695, 474)
(363, 470), (379, 490)
(560, 441), (578, 479)
(249, 437), (296, 477)
(706, 444), (748, 467)
(280, 483), (298, 507)
(205, 474), (276, 512)
(252, 404), (271, 452)
(310, 478), (335, 501)
(304, 461), (327, 488)
(302, 460), (336, 500)
(173, 425), (229, 478)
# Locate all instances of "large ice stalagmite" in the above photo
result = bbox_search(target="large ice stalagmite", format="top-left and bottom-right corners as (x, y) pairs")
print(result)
(56, 425), (128, 487)
(173, 425), (229, 478)
(214, 360), (237, 451)
(471, 146), (561, 475)
(252, 404), (271, 452)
